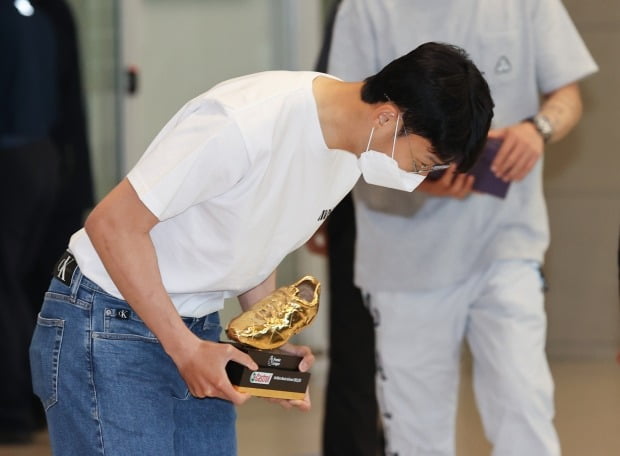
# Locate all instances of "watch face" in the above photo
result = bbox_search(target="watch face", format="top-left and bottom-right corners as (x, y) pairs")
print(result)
(534, 114), (553, 141)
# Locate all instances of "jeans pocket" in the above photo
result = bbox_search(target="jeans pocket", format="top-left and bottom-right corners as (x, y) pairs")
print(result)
(30, 314), (64, 410)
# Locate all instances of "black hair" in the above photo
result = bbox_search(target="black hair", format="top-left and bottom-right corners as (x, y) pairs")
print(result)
(361, 42), (494, 172)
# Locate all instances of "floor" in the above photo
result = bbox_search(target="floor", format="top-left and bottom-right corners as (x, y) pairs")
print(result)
(1, 357), (618, 456)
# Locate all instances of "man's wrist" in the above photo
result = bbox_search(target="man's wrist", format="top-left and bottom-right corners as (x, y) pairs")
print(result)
(523, 114), (553, 143)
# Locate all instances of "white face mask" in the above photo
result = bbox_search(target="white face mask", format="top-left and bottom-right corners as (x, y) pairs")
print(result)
(357, 115), (426, 192)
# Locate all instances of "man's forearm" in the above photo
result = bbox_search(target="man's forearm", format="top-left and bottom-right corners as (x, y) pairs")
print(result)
(238, 270), (277, 311)
(539, 82), (583, 144)
(89, 224), (195, 356)
(84, 179), (197, 358)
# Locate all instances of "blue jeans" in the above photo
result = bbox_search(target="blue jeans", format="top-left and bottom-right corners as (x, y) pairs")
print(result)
(29, 267), (237, 455)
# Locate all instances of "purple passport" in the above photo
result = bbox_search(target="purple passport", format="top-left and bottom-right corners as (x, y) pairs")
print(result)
(468, 137), (510, 199)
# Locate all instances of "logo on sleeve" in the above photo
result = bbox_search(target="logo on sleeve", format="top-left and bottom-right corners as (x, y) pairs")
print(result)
(317, 208), (333, 222)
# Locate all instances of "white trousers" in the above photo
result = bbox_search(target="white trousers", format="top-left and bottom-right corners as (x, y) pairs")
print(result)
(367, 260), (560, 456)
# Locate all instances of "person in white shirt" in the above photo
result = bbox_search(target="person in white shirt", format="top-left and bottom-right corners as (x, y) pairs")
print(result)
(327, 1), (598, 455)
(29, 42), (494, 455)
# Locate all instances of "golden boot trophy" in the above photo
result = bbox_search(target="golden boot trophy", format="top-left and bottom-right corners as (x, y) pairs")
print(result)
(225, 276), (321, 400)
(226, 275), (321, 349)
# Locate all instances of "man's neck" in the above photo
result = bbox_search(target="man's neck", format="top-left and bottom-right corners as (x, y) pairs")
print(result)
(312, 78), (369, 154)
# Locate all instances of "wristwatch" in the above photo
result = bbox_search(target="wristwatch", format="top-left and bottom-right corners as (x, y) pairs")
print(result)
(524, 114), (553, 143)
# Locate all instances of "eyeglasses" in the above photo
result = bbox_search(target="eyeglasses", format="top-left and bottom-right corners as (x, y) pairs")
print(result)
(412, 162), (451, 174)
(402, 125), (451, 174)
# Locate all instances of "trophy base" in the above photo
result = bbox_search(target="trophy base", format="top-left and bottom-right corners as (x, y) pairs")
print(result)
(224, 343), (310, 400)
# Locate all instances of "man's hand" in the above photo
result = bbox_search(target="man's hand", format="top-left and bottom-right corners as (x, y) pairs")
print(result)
(306, 224), (328, 256)
(417, 164), (474, 199)
(264, 342), (315, 411)
(172, 337), (258, 405)
(490, 124), (544, 182)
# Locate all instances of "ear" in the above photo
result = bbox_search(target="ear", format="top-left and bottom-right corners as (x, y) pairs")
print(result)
(374, 103), (399, 127)
(378, 113), (391, 125)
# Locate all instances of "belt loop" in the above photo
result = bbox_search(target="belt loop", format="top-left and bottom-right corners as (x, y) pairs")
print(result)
(203, 311), (220, 330)
(69, 267), (83, 302)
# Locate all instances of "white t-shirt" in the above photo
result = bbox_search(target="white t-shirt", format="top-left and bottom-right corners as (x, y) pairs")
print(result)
(70, 71), (361, 316)
(328, 0), (598, 292)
